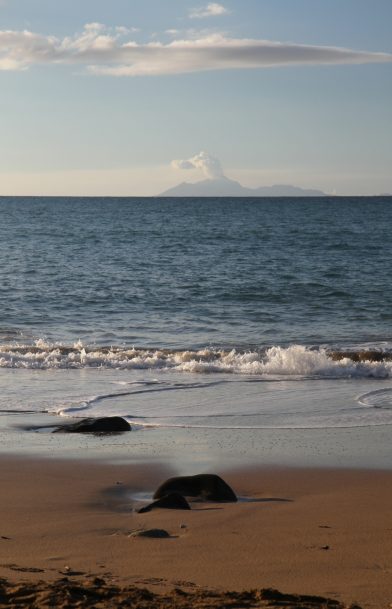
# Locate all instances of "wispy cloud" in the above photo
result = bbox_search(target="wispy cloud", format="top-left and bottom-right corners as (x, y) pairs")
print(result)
(0, 23), (391, 76)
(189, 3), (229, 19)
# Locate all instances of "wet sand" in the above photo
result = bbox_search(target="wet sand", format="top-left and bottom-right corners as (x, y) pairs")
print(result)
(0, 457), (391, 608)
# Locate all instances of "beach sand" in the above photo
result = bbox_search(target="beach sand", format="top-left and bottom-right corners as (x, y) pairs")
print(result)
(0, 457), (391, 608)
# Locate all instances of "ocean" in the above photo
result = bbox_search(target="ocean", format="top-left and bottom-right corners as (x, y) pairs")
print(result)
(1, 196), (392, 467)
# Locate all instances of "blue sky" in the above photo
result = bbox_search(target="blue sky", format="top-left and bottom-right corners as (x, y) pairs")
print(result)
(1, 0), (391, 195)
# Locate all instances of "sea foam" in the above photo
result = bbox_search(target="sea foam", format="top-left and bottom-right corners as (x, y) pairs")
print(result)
(1, 341), (392, 378)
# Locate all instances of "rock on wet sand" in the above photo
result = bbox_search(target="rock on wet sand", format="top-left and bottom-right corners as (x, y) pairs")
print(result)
(138, 493), (191, 513)
(53, 416), (131, 433)
(153, 474), (237, 502)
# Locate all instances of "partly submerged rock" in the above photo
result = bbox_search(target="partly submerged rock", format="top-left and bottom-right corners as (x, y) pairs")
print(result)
(153, 474), (237, 502)
(138, 493), (191, 513)
(329, 349), (391, 363)
(54, 416), (131, 433)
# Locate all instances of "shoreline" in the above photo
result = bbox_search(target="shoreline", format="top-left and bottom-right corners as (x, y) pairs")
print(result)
(1, 456), (391, 608)
(2, 409), (392, 470)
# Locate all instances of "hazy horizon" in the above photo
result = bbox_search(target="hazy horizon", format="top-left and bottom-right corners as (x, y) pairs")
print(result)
(0, 0), (391, 196)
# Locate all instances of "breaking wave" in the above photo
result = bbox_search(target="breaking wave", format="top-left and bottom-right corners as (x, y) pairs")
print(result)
(1, 340), (392, 378)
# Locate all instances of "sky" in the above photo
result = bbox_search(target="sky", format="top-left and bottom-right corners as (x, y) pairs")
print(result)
(0, 0), (391, 196)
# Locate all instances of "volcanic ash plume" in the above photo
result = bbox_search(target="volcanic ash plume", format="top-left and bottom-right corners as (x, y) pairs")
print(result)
(171, 151), (224, 179)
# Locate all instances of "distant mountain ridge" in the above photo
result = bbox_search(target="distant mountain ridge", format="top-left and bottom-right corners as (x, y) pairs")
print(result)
(160, 176), (326, 197)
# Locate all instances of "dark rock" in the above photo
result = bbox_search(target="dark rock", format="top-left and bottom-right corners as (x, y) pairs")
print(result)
(129, 529), (171, 538)
(153, 474), (237, 502)
(138, 493), (191, 513)
(329, 349), (391, 363)
(54, 416), (131, 433)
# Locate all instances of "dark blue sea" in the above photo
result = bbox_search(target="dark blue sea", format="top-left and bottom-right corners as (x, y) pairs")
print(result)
(1, 196), (392, 463)
(1, 196), (392, 350)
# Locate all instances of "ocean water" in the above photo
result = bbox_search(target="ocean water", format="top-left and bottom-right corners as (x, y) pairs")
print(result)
(1, 195), (392, 464)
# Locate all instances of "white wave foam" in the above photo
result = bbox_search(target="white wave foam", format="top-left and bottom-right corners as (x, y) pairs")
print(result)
(1, 342), (392, 379)
(55, 396), (99, 417)
(357, 388), (392, 409)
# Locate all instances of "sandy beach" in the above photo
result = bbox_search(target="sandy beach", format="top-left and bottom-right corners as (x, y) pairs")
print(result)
(0, 457), (391, 608)
(2, 0), (392, 604)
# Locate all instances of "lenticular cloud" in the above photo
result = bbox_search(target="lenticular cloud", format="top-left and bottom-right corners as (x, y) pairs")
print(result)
(0, 23), (391, 76)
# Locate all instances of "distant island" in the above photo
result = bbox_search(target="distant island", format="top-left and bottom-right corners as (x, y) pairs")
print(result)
(160, 176), (326, 197)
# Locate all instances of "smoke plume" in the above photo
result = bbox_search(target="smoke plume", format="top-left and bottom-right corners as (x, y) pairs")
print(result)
(171, 151), (224, 179)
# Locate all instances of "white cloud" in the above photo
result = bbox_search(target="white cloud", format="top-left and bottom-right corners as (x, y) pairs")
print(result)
(115, 26), (140, 35)
(172, 151), (224, 178)
(189, 3), (229, 19)
(0, 24), (391, 76)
